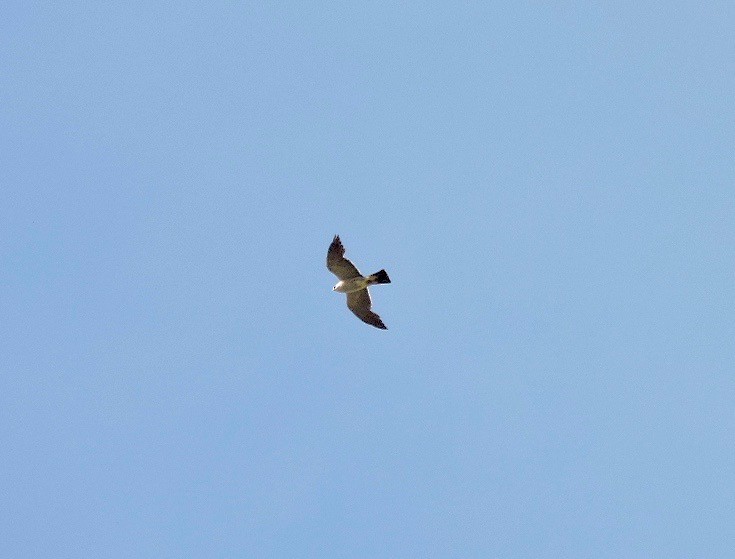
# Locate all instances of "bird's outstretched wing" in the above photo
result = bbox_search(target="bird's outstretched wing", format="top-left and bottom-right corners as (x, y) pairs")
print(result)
(327, 235), (362, 280)
(347, 289), (387, 329)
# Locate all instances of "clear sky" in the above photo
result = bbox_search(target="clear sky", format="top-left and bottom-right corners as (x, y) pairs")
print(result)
(2, 2), (733, 557)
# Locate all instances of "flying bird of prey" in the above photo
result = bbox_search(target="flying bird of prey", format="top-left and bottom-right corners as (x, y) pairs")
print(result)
(327, 235), (391, 329)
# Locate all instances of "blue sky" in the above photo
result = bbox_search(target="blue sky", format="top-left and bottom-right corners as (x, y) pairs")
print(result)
(2, 2), (733, 557)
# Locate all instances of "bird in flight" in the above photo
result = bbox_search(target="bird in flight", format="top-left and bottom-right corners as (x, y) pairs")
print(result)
(327, 235), (391, 329)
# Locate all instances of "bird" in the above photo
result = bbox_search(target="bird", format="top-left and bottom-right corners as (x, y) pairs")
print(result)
(327, 235), (391, 329)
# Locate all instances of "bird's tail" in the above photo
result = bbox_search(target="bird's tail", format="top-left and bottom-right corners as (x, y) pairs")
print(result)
(368, 269), (391, 285)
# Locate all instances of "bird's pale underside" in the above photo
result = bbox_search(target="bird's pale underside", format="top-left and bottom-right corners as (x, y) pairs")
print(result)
(327, 235), (391, 329)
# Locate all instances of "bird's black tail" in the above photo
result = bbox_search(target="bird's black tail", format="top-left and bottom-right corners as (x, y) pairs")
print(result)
(369, 269), (391, 284)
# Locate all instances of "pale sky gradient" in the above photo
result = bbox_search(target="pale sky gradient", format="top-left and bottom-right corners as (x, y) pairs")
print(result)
(2, 2), (734, 557)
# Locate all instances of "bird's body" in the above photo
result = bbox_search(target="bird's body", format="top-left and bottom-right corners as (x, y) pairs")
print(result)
(327, 235), (391, 329)
(333, 269), (391, 293)
(333, 277), (372, 293)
